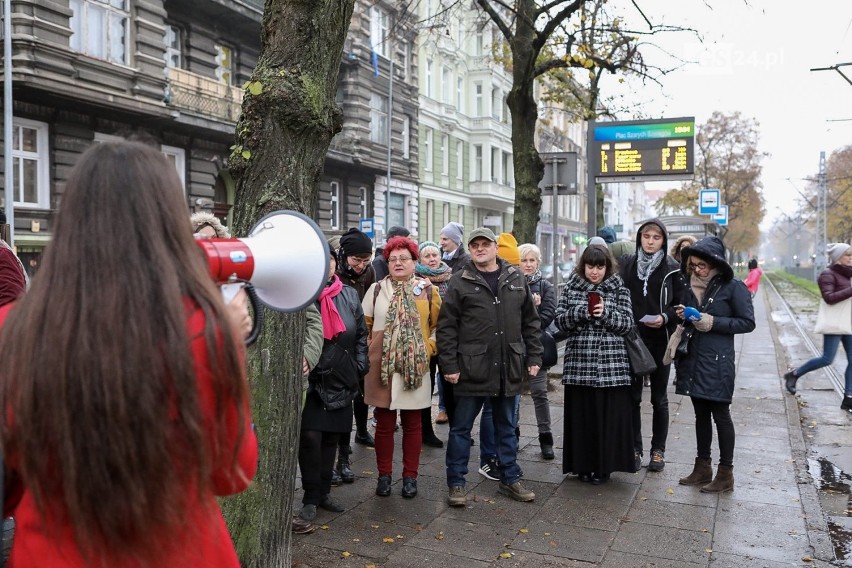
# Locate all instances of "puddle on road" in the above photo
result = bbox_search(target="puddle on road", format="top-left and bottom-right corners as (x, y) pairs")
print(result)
(808, 457), (852, 563)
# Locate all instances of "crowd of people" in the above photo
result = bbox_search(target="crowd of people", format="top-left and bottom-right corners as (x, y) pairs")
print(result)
(6, 141), (830, 562)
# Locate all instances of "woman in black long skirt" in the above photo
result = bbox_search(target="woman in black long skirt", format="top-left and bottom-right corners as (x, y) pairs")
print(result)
(553, 244), (636, 485)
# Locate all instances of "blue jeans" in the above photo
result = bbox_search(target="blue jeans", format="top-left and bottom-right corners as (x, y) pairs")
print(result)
(447, 395), (522, 487)
(436, 369), (446, 411)
(479, 396), (521, 465)
(795, 334), (852, 396)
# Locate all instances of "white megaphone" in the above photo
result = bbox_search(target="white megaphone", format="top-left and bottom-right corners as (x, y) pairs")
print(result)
(195, 210), (329, 343)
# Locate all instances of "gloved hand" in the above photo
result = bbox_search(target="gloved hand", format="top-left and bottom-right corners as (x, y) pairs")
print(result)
(693, 313), (714, 332)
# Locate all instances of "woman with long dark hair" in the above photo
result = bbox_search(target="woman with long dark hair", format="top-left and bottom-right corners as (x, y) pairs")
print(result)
(0, 141), (257, 566)
(554, 243), (636, 485)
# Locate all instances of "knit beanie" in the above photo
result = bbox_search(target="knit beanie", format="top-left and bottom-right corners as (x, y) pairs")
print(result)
(418, 240), (440, 256)
(339, 227), (373, 256)
(387, 226), (410, 239)
(827, 242), (851, 264)
(440, 222), (464, 247)
(497, 233), (520, 266)
(587, 236), (607, 247)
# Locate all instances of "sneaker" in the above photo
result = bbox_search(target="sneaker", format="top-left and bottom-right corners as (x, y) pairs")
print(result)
(447, 485), (466, 507)
(842, 396), (852, 412)
(634, 451), (643, 471)
(784, 370), (798, 395)
(436, 410), (449, 424)
(478, 457), (500, 481)
(498, 481), (535, 502)
(291, 515), (316, 535)
(648, 450), (665, 472)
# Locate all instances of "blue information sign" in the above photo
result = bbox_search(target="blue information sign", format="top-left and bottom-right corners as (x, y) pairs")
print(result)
(698, 189), (721, 215)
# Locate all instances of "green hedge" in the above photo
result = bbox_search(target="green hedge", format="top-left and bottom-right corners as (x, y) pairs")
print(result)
(766, 270), (821, 298)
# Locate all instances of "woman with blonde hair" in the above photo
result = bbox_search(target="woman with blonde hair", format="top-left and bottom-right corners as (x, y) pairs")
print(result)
(363, 236), (441, 499)
(0, 141), (257, 566)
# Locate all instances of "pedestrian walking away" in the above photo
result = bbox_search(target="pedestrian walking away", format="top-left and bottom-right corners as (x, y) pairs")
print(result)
(363, 236), (442, 499)
(554, 243), (637, 485)
(297, 243), (368, 521)
(619, 219), (685, 473)
(673, 236), (755, 493)
(783, 242), (852, 411)
(744, 258), (763, 298)
(518, 243), (557, 460)
(437, 227), (542, 507)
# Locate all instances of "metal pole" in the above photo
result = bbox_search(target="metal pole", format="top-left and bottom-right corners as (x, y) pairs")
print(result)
(820, 151), (827, 272)
(815, 168), (821, 280)
(551, 159), (558, 289)
(3, 0), (13, 248)
(586, 120), (596, 238)
(384, 34), (394, 242)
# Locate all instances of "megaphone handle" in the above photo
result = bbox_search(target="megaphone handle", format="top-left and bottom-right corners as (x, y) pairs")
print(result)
(243, 283), (264, 346)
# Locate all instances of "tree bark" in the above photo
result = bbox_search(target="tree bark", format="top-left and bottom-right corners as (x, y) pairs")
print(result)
(219, 2), (355, 566)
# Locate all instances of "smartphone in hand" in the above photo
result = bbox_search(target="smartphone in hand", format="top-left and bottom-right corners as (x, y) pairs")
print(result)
(587, 291), (601, 316)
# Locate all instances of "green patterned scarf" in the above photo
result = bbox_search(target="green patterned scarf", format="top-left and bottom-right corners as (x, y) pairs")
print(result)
(381, 276), (429, 389)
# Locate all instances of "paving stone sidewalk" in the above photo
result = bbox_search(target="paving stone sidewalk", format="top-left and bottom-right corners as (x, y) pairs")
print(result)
(292, 290), (826, 567)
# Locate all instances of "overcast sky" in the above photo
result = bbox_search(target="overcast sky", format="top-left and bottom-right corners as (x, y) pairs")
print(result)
(611, 0), (852, 228)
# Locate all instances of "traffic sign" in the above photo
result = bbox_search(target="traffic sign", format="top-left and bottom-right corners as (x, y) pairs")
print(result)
(711, 205), (728, 226)
(359, 218), (374, 238)
(538, 152), (579, 194)
(698, 189), (720, 215)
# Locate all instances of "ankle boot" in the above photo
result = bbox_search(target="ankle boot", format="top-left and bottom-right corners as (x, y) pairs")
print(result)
(679, 457), (713, 486)
(336, 445), (355, 483)
(421, 407), (444, 448)
(700, 464), (734, 493)
(538, 432), (555, 460)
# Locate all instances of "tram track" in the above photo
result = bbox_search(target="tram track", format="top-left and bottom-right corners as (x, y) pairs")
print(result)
(763, 272), (845, 399)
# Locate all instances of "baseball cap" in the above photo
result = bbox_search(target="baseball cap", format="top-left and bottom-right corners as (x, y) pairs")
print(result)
(467, 227), (497, 245)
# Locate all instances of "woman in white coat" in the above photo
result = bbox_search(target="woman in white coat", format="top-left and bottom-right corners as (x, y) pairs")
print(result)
(363, 236), (441, 499)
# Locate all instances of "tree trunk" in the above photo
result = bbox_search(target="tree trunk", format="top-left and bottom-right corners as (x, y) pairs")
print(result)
(507, 3), (543, 245)
(220, 2), (355, 566)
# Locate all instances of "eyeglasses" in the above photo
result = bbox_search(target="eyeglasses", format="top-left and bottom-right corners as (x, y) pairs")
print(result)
(348, 257), (372, 266)
(689, 261), (709, 271)
(388, 256), (413, 264)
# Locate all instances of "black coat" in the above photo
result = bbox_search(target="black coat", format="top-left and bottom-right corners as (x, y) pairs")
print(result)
(437, 259), (542, 397)
(674, 236), (755, 403)
(528, 276), (556, 329)
(308, 285), (369, 410)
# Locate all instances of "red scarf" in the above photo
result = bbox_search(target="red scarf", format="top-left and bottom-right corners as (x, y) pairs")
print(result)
(319, 275), (346, 340)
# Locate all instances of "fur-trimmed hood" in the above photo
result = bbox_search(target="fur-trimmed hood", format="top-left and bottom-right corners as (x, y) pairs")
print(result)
(681, 235), (733, 280)
(190, 212), (231, 238)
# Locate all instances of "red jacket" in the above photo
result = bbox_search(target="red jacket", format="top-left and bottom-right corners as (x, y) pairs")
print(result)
(0, 304), (258, 567)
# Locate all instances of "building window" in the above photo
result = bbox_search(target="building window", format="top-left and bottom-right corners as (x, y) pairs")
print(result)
(161, 145), (186, 190)
(492, 89), (502, 121)
(475, 30), (484, 55)
(456, 77), (463, 112)
(402, 115), (410, 159)
(329, 181), (340, 230)
(370, 93), (389, 145)
(491, 147), (500, 182)
(388, 192), (405, 229)
(458, 204), (465, 224)
(370, 5), (390, 58)
(474, 82), (483, 116)
(456, 141), (463, 179)
(214, 43), (234, 85)
(397, 39), (411, 80)
(441, 66), (452, 104)
(69, 0), (128, 65)
(426, 200), (434, 241)
(358, 186), (368, 219)
(473, 144), (482, 181)
(424, 128), (433, 171)
(164, 24), (182, 68)
(10, 118), (49, 209)
(425, 58), (433, 98)
(502, 151), (512, 187)
(441, 135), (449, 176)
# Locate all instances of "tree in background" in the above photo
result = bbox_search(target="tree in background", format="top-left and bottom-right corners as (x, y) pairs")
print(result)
(655, 111), (766, 257)
(471, 0), (684, 244)
(219, 2), (355, 566)
(824, 145), (852, 242)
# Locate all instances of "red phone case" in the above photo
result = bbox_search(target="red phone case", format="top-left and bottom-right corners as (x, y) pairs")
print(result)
(588, 292), (600, 315)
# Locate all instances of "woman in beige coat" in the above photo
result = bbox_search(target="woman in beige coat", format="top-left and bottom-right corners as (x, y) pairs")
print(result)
(363, 236), (441, 499)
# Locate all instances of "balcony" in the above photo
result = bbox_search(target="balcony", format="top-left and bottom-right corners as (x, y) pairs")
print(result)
(166, 68), (244, 123)
(469, 180), (515, 208)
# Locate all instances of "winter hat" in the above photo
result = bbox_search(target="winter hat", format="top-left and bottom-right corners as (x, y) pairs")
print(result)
(440, 222), (464, 247)
(597, 226), (617, 245)
(497, 233), (520, 266)
(827, 242), (851, 264)
(418, 240), (440, 256)
(587, 236), (607, 247)
(387, 226), (410, 239)
(339, 227), (373, 256)
(190, 212), (230, 238)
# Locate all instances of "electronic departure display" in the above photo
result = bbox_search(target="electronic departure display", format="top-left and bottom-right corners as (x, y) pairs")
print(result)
(591, 118), (695, 182)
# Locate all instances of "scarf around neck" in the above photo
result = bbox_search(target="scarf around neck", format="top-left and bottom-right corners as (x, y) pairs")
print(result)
(690, 268), (718, 305)
(381, 276), (429, 389)
(318, 275), (346, 340)
(636, 249), (665, 297)
(525, 269), (542, 285)
(415, 261), (451, 280)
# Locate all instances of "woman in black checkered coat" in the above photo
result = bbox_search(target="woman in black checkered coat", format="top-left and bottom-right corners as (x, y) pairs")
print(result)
(553, 244), (637, 485)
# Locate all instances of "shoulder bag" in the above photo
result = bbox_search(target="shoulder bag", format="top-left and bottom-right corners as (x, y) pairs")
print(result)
(624, 327), (657, 376)
(814, 296), (852, 335)
(541, 330), (558, 368)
